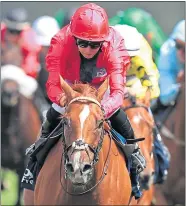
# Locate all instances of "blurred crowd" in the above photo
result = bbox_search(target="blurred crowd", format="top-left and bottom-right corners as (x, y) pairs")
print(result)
(1, 7), (185, 118)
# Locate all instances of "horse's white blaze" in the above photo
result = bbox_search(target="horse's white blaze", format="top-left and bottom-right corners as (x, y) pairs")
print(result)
(73, 151), (81, 171)
(79, 105), (90, 139)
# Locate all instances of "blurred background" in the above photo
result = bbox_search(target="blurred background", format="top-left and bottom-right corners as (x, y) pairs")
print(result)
(1, 1), (185, 35)
(1, 1), (185, 206)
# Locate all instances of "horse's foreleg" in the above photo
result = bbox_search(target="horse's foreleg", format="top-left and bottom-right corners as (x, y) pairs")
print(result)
(23, 189), (34, 205)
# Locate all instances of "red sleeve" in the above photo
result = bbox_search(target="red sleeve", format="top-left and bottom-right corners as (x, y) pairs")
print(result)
(20, 29), (41, 78)
(21, 52), (40, 78)
(101, 34), (130, 118)
(1, 23), (6, 43)
(45, 34), (64, 105)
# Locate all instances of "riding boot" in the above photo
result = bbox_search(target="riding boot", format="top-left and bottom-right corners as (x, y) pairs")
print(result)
(153, 125), (171, 183)
(39, 106), (61, 139)
(32, 87), (50, 122)
(109, 109), (146, 173)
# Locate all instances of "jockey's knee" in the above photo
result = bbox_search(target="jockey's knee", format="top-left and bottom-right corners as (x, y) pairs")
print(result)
(46, 106), (61, 127)
(109, 108), (135, 139)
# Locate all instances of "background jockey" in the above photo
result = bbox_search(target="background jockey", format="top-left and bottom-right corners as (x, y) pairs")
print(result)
(32, 16), (60, 103)
(1, 8), (41, 79)
(22, 3), (147, 199)
(109, 8), (167, 64)
(113, 24), (170, 183)
(53, 7), (78, 28)
(112, 24), (160, 101)
(156, 20), (185, 108)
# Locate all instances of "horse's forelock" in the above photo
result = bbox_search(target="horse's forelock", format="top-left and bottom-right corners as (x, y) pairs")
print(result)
(72, 83), (98, 98)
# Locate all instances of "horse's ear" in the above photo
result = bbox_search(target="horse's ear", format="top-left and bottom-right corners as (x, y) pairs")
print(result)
(59, 75), (76, 100)
(97, 77), (109, 102)
(143, 88), (151, 107)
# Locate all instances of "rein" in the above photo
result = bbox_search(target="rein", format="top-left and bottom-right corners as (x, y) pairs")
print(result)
(123, 94), (149, 113)
(59, 96), (112, 195)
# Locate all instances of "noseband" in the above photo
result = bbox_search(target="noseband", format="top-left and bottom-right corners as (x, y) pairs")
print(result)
(60, 96), (112, 195)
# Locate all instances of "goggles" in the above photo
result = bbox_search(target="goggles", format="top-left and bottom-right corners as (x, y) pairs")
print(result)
(76, 38), (103, 49)
(7, 28), (22, 35)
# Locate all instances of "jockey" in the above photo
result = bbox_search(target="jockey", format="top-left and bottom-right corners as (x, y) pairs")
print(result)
(157, 20), (185, 107)
(113, 24), (170, 183)
(109, 8), (167, 64)
(1, 63), (49, 122)
(1, 8), (41, 78)
(1, 64), (38, 101)
(112, 24), (160, 100)
(40, 3), (146, 177)
(32, 16), (60, 102)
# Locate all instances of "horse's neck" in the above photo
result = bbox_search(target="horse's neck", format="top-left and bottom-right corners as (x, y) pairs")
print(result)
(19, 95), (41, 145)
(1, 104), (20, 145)
(2, 104), (19, 130)
(175, 85), (185, 140)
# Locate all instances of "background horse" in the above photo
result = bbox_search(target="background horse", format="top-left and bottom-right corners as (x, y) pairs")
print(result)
(24, 77), (133, 205)
(1, 77), (41, 205)
(154, 82), (185, 205)
(1, 43), (23, 67)
(122, 91), (155, 205)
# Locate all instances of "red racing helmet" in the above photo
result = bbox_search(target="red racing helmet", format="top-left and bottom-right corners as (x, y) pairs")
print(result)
(70, 3), (109, 42)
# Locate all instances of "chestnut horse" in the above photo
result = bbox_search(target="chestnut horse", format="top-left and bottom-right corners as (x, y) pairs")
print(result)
(1, 78), (41, 206)
(122, 91), (155, 205)
(154, 82), (185, 205)
(24, 77), (133, 205)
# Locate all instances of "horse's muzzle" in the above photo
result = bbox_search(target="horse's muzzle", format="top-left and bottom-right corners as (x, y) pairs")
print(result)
(2, 89), (19, 107)
(66, 160), (94, 185)
(66, 162), (92, 174)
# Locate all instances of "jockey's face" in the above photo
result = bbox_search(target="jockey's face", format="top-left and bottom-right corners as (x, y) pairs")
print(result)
(76, 38), (102, 59)
(6, 29), (22, 44)
(175, 39), (185, 63)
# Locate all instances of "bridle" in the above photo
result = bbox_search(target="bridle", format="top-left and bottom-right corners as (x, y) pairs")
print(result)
(123, 93), (149, 113)
(60, 96), (112, 195)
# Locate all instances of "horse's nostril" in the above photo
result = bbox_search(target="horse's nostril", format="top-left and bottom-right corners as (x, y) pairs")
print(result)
(66, 163), (74, 173)
(83, 164), (92, 172)
(143, 175), (150, 182)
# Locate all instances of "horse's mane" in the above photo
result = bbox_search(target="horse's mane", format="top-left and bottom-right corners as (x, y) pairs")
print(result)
(72, 82), (98, 98)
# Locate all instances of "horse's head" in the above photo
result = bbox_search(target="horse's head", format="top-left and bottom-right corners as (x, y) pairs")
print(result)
(123, 89), (155, 190)
(1, 79), (20, 107)
(59, 76), (108, 186)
